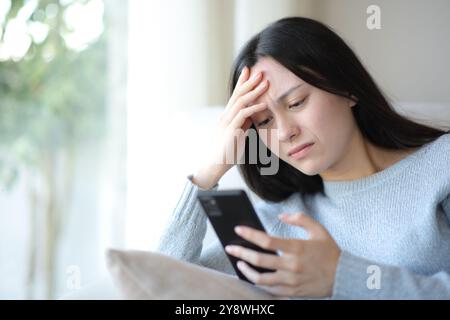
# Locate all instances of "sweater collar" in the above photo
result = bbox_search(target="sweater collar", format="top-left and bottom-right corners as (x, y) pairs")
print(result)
(321, 139), (436, 200)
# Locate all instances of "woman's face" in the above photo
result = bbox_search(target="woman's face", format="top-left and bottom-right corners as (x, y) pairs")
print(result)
(249, 57), (358, 177)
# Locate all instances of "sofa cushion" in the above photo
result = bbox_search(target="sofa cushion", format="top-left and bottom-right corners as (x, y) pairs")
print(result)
(106, 249), (286, 300)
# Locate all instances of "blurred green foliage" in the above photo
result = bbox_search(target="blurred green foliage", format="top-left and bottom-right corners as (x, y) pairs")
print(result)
(0, 0), (107, 190)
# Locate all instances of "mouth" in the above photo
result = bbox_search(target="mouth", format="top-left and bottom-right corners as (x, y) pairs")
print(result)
(288, 143), (314, 160)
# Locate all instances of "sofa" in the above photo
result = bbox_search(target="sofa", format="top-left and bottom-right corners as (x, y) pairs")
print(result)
(61, 102), (450, 299)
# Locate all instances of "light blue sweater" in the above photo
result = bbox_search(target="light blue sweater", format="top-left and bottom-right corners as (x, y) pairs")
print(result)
(157, 133), (450, 299)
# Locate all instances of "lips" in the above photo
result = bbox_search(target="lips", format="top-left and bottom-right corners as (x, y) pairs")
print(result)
(288, 143), (314, 157)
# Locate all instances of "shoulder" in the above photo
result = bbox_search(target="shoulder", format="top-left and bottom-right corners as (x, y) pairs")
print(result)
(422, 133), (450, 160)
(412, 133), (450, 173)
(413, 133), (450, 202)
(432, 132), (450, 149)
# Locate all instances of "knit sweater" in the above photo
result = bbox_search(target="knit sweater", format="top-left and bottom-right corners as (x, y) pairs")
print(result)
(157, 133), (450, 299)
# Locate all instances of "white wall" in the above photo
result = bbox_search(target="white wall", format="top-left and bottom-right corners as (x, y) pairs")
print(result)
(311, 0), (450, 103)
(233, 0), (315, 56)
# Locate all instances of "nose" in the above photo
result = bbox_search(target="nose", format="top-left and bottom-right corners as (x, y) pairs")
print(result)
(276, 116), (299, 142)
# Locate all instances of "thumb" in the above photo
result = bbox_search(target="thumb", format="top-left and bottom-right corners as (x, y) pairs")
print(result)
(279, 212), (326, 239)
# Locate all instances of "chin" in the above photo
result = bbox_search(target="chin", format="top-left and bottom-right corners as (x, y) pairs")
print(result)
(292, 162), (321, 176)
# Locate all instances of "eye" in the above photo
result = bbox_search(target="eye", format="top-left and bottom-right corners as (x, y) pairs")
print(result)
(288, 99), (305, 109)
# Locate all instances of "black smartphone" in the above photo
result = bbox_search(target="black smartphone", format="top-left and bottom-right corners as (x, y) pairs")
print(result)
(197, 189), (278, 283)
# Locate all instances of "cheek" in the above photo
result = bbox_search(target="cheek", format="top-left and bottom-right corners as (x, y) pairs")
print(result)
(309, 96), (356, 159)
(257, 129), (280, 157)
(307, 95), (354, 138)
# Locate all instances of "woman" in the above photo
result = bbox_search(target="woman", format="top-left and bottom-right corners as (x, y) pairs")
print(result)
(158, 17), (450, 299)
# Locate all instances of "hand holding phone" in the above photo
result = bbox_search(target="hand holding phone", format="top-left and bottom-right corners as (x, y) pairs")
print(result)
(197, 189), (278, 283)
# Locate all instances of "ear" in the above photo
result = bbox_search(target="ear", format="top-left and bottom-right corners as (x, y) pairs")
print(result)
(348, 94), (358, 108)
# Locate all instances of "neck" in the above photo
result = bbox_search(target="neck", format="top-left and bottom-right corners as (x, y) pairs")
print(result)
(320, 131), (415, 182)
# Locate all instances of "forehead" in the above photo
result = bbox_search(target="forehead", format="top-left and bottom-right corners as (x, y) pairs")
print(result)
(249, 57), (304, 105)
(249, 57), (301, 85)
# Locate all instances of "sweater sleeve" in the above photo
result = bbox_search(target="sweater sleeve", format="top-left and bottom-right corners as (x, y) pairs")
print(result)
(156, 176), (235, 275)
(443, 194), (450, 221)
(331, 250), (450, 299)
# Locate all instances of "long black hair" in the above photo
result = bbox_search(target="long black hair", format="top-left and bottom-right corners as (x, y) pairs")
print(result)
(229, 17), (449, 202)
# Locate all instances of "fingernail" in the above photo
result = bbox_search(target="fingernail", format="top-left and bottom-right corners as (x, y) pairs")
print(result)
(235, 226), (243, 234)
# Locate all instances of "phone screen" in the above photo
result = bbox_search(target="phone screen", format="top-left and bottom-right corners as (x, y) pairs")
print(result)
(197, 189), (278, 283)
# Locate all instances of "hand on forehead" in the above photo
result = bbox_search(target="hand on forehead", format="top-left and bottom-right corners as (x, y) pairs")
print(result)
(249, 57), (305, 106)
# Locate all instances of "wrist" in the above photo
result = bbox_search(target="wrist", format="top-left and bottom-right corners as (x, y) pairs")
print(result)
(191, 164), (228, 189)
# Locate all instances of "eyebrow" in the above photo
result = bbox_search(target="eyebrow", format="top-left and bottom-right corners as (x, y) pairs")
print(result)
(276, 84), (303, 103)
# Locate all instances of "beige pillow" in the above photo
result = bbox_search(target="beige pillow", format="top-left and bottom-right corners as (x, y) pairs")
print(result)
(106, 249), (287, 300)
